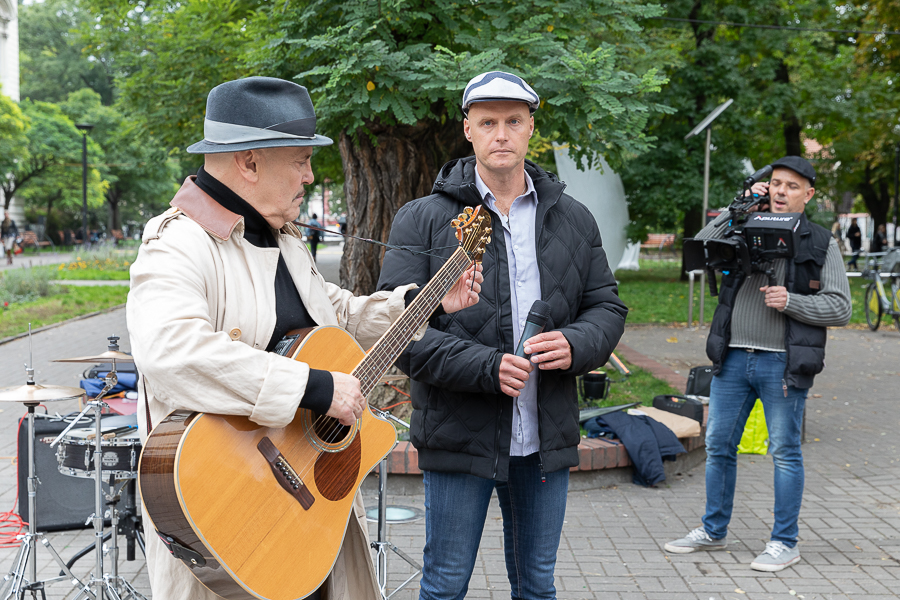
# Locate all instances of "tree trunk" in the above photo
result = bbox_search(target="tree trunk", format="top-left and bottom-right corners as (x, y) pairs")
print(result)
(861, 163), (891, 230)
(338, 119), (469, 295)
(775, 61), (803, 157)
(45, 190), (62, 243)
(107, 189), (122, 231)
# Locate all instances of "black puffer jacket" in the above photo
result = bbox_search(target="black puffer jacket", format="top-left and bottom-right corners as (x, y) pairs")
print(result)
(377, 157), (628, 481)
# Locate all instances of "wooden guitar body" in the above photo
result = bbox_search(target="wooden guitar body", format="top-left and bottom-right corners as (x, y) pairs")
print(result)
(139, 326), (396, 600)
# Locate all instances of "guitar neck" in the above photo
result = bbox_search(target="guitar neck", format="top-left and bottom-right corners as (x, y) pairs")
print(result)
(352, 247), (471, 397)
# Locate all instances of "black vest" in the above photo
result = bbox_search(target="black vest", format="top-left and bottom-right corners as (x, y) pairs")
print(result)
(706, 214), (832, 389)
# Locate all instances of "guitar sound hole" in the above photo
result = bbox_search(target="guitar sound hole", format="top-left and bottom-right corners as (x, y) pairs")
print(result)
(313, 418), (350, 444)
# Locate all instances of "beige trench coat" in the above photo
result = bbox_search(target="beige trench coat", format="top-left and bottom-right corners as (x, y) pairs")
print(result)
(128, 177), (417, 600)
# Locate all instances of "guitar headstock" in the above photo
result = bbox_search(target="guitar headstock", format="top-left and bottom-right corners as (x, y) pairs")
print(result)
(452, 206), (492, 262)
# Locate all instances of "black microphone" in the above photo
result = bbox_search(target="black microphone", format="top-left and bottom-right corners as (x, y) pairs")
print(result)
(743, 164), (773, 188)
(514, 300), (552, 358)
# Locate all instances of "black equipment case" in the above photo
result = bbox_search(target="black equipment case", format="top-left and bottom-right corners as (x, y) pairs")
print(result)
(685, 365), (714, 397)
(652, 395), (704, 423)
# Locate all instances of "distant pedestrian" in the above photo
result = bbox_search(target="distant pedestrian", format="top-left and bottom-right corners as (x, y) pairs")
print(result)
(871, 224), (887, 253)
(307, 213), (322, 260)
(846, 218), (862, 270)
(338, 214), (347, 236)
(2, 211), (18, 265)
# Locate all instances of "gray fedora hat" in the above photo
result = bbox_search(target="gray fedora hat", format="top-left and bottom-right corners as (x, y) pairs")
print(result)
(186, 76), (333, 154)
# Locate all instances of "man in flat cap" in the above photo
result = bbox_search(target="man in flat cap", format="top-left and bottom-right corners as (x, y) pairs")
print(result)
(665, 156), (851, 571)
(127, 77), (482, 600)
(377, 71), (627, 600)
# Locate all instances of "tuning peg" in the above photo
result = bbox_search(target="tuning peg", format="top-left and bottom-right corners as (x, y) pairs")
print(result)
(464, 207), (474, 215)
(451, 219), (461, 228)
(457, 213), (467, 221)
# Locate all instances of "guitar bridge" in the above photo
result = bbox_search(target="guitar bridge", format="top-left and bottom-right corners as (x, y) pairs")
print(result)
(257, 437), (315, 510)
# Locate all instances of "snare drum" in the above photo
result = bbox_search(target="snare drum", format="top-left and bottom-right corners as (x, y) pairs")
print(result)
(55, 428), (142, 480)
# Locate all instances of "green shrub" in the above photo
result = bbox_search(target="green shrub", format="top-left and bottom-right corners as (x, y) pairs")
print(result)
(0, 268), (59, 305)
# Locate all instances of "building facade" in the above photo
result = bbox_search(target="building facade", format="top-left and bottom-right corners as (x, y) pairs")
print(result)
(0, 0), (19, 102)
(0, 0), (22, 224)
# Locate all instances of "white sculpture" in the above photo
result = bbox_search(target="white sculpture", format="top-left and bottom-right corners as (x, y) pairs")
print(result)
(552, 145), (634, 272)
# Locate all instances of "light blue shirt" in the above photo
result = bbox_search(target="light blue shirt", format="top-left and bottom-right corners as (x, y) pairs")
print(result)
(474, 166), (542, 457)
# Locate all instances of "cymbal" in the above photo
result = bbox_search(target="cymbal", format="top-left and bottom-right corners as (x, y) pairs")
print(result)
(54, 350), (135, 364)
(0, 383), (85, 403)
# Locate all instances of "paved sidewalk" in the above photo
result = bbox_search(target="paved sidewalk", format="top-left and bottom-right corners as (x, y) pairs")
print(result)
(0, 269), (898, 598)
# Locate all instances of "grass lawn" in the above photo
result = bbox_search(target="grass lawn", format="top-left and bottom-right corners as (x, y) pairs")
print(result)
(0, 285), (129, 339)
(52, 268), (131, 280)
(619, 258), (869, 326)
(617, 260), (718, 324)
(581, 355), (681, 409)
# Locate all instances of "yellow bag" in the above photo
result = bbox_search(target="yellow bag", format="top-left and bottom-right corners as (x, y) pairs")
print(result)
(737, 399), (768, 455)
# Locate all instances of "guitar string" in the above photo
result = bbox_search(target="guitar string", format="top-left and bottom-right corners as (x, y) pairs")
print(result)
(289, 251), (472, 482)
(298, 250), (471, 461)
(291, 215), (487, 466)
(297, 221), (459, 259)
(288, 247), (477, 482)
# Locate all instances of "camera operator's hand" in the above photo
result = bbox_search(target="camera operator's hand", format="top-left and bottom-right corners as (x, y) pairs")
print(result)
(759, 285), (788, 311)
(743, 182), (770, 212)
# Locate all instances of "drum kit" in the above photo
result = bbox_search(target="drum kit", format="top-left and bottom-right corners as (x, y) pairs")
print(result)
(0, 333), (146, 600)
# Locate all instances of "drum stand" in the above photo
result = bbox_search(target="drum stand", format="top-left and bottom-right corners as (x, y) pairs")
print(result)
(49, 359), (146, 600)
(369, 409), (423, 600)
(0, 372), (91, 599)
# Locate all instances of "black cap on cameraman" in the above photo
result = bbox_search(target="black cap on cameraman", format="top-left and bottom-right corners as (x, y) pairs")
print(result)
(771, 156), (816, 187)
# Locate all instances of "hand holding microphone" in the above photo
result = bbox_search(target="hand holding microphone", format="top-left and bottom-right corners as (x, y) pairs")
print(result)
(499, 300), (549, 398)
(514, 300), (551, 357)
(518, 300), (573, 371)
(500, 300), (572, 397)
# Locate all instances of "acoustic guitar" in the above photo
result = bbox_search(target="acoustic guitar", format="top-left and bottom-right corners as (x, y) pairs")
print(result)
(138, 207), (492, 600)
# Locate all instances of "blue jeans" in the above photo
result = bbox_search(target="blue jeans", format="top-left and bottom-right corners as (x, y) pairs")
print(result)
(702, 348), (807, 547)
(419, 453), (568, 600)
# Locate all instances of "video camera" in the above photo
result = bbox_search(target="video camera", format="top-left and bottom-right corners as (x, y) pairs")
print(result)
(683, 164), (802, 295)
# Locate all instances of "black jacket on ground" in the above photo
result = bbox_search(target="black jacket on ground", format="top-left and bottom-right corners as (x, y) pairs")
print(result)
(585, 411), (685, 487)
(706, 214), (832, 389)
(377, 157), (628, 481)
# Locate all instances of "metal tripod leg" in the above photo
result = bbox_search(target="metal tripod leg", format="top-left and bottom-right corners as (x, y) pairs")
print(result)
(1, 405), (93, 600)
(370, 458), (422, 600)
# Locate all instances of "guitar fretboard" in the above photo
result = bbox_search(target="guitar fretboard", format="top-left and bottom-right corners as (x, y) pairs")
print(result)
(352, 247), (472, 397)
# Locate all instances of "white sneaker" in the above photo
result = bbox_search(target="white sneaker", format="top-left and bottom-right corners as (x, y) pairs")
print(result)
(750, 541), (801, 572)
(664, 527), (728, 554)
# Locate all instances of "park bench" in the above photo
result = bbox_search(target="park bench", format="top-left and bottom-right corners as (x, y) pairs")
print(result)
(19, 230), (52, 253)
(111, 229), (125, 245)
(640, 233), (676, 259)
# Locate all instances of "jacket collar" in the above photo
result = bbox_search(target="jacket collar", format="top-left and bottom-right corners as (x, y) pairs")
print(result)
(432, 156), (564, 207)
(171, 176), (243, 241)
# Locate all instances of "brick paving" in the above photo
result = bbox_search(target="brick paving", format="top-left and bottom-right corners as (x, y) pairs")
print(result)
(0, 253), (897, 598)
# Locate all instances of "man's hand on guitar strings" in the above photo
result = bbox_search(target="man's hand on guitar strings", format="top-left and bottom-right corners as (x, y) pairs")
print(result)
(442, 262), (483, 314)
(327, 372), (367, 426)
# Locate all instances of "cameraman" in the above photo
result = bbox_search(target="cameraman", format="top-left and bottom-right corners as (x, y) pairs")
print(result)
(665, 156), (851, 571)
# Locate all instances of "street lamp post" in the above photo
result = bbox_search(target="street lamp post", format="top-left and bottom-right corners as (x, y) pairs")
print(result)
(683, 99), (733, 329)
(75, 124), (94, 248)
